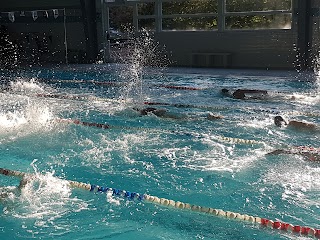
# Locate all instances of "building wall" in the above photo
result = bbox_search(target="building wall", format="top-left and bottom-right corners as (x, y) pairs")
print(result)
(154, 30), (297, 69)
(0, 0), (319, 69)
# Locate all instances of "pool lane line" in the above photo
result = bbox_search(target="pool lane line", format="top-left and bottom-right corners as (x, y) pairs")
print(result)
(35, 93), (320, 117)
(36, 93), (125, 104)
(217, 136), (262, 145)
(35, 93), (228, 111)
(37, 79), (205, 91)
(56, 118), (148, 131)
(56, 117), (262, 145)
(143, 101), (228, 111)
(0, 167), (318, 239)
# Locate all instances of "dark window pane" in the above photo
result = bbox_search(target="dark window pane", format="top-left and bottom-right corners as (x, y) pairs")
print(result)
(162, 0), (218, 15)
(138, 2), (155, 15)
(226, 0), (292, 12)
(138, 18), (156, 30)
(225, 14), (292, 29)
(163, 16), (218, 31)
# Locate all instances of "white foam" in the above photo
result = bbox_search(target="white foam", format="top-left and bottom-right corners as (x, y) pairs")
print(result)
(10, 77), (48, 94)
(263, 160), (320, 208)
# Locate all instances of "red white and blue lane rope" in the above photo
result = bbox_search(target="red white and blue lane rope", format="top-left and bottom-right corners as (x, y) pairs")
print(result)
(0, 167), (319, 238)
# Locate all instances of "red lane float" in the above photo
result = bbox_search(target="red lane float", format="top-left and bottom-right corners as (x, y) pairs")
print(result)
(261, 218), (320, 238)
(156, 84), (204, 90)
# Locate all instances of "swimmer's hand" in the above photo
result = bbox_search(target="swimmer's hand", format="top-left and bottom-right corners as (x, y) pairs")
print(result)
(207, 113), (223, 120)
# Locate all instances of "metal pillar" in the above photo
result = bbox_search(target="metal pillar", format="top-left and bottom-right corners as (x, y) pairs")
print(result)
(80, 0), (99, 63)
(297, 0), (312, 70)
(101, 0), (111, 62)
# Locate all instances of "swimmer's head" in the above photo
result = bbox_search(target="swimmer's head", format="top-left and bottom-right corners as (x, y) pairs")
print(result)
(274, 116), (287, 127)
(221, 88), (229, 94)
(139, 107), (157, 115)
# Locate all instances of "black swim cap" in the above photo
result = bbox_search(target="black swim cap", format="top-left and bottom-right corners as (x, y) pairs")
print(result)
(140, 107), (157, 115)
(221, 88), (229, 93)
(274, 116), (285, 127)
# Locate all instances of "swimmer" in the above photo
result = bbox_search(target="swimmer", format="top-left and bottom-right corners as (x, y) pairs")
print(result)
(267, 146), (320, 161)
(0, 175), (30, 202)
(274, 116), (317, 131)
(221, 88), (268, 100)
(206, 112), (224, 120)
(135, 107), (223, 121)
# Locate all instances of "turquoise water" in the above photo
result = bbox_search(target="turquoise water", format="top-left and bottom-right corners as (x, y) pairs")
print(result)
(0, 64), (320, 239)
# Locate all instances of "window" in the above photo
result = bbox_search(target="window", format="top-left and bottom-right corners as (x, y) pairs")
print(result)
(162, 0), (218, 31)
(225, 0), (292, 30)
(162, 0), (217, 15)
(105, 0), (292, 32)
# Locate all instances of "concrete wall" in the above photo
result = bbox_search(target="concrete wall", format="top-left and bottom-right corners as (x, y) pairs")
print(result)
(154, 30), (297, 69)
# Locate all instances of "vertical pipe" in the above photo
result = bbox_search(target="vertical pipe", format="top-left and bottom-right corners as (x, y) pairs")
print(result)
(80, 0), (98, 63)
(155, 0), (162, 32)
(133, 3), (138, 33)
(297, 0), (312, 70)
(218, 0), (225, 31)
(63, 8), (68, 64)
(101, 0), (109, 62)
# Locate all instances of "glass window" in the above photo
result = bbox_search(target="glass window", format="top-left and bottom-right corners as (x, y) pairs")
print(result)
(138, 2), (155, 15)
(138, 18), (156, 31)
(226, 0), (292, 12)
(162, 0), (218, 15)
(225, 14), (292, 30)
(163, 16), (218, 31)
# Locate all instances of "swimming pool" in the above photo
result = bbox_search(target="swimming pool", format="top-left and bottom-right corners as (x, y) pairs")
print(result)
(0, 64), (320, 240)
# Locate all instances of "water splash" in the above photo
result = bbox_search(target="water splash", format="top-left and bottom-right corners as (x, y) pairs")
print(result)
(10, 77), (48, 94)
(116, 29), (171, 106)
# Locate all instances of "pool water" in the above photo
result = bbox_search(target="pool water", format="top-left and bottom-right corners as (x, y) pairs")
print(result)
(0, 64), (320, 240)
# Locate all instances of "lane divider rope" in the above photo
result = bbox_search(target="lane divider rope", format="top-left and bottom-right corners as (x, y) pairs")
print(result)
(217, 136), (263, 145)
(57, 118), (261, 145)
(0, 167), (318, 239)
(38, 79), (204, 91)
(143, 101), (228, 111)
(56, 118), (148, 132)
(35, 93), (320, 118)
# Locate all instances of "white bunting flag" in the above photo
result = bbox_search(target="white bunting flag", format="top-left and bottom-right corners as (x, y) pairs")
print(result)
(8, 12), (15, 22)
(53, 9), (59, 19)
(32, 11), (38, 21)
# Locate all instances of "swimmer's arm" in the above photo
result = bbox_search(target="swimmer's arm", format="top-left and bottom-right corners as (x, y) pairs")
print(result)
(266, 149), (292, 155)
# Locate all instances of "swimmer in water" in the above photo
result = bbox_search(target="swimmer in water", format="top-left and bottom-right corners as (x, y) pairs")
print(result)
(221, 88), (268, 100)
(135, 107), (223, 121)
(0, 176), (30, 203)
(220, 88), (299, 101)
(274, 116), (317, 131)
(267, 146), (320, 161)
